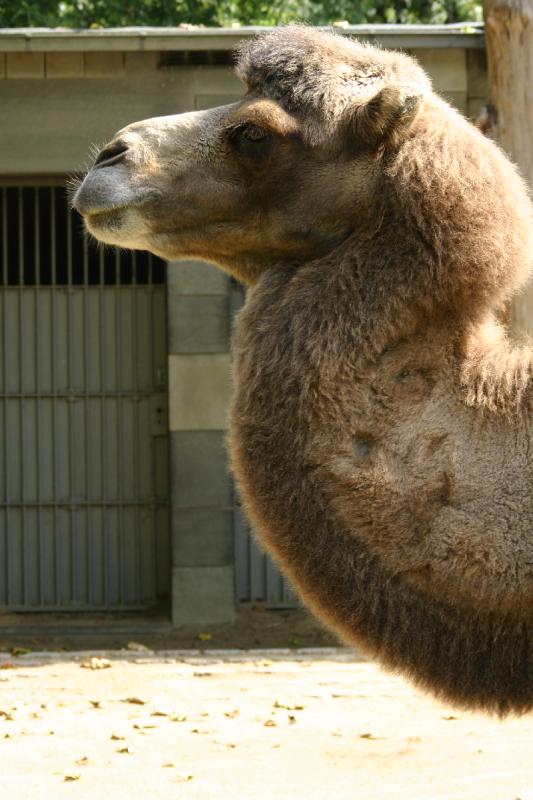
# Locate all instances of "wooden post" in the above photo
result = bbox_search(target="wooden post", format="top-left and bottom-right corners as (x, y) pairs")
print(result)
(483, 0), (533, 336)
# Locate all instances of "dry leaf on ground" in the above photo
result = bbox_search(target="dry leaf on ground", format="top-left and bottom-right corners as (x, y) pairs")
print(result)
(274, 701), (304, 711)
(126, 642), (151, 652)
(175, 773), (194, 783)
(80, 658), (112, 671)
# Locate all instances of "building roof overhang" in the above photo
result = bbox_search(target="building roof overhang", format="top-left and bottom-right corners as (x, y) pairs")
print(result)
(0, 23), (485, 53)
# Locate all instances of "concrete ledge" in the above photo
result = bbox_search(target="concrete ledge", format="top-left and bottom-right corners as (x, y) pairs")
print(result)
(0, 646), (362, 664)
(171, 564), (235, 624)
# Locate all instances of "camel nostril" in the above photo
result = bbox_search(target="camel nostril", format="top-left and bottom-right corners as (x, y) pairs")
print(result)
(94, 141), (129, 168)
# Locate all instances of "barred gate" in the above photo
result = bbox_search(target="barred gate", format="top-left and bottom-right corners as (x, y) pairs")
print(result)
(0, 184), (169, 611)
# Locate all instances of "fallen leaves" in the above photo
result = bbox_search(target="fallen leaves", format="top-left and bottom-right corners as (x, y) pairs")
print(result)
(126, 642), (151, 652)
(11, 647), (30, 657)
(80, 657), (112, 671)
(358, 732), (385, 740)
(74, 756), (89, 766)
(121, 697), (146, 706)
(196, 633), (212, 642)
(174, 773), (194, 783)
(116, 746), (134, 755)
(273, 700), (304, 711)
(63, 774), (80, 782)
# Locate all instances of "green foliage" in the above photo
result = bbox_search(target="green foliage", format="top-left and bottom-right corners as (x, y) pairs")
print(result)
(0, 0), (483, 28)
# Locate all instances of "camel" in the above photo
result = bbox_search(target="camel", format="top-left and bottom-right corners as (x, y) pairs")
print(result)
(73, 27), (533, 714)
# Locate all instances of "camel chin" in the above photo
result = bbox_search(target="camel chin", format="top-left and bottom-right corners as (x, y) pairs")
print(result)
(75, 26), (533, 715)
(83, 206), (150, 250)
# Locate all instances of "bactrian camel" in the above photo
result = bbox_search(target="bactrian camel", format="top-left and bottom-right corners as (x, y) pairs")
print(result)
(73, 27), (533, 714)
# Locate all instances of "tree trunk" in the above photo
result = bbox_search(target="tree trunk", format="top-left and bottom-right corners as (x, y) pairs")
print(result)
(483, 0), (533, 336)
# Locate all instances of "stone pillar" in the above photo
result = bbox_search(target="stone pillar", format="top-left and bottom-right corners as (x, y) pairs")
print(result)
(167, 259), (235, 624)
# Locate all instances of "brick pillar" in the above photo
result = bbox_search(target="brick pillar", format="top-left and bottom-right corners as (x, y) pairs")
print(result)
(167, 260), (235, 624)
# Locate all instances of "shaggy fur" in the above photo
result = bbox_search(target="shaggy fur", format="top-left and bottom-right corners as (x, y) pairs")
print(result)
(74, 26), (533, 713)
(232, 29), (533, 714)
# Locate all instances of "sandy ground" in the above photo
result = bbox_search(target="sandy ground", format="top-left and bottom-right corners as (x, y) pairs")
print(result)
(0, 649), (532, 800)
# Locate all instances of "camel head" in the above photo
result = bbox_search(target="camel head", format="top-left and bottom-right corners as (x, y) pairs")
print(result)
(73, 27), (431, 284)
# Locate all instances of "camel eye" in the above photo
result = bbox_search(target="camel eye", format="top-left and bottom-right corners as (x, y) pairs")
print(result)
(229, 122), (270, 146)
(241, 124), (268, 142)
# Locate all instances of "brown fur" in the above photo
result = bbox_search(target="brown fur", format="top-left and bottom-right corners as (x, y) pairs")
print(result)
(74, 27), (533, 714)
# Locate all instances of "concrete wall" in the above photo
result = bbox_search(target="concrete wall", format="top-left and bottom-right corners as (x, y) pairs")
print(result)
(0, 47), (487, 176)
(0, 42), (490, 623)
(167, 260), (235, 624)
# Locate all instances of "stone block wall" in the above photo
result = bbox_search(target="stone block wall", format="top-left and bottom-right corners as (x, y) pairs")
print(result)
(167, 260), (235, 624)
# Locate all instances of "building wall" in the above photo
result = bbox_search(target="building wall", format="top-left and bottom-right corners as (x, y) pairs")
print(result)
(0, 43), (490, 623)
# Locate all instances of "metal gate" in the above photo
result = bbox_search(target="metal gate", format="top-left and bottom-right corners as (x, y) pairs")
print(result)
(234, 495), (298, 608)
(0, 184), (169, 611)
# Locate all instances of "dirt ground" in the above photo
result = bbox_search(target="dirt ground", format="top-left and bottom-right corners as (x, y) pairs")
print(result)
(1, 648), (532, 800)
(0, 607), (339, 652)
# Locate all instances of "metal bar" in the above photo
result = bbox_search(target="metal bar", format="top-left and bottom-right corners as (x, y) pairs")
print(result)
(67, 192), (76, 604)
(0, 391), (156, 398)
(1, 188), (8, 602)
(17, 187), (26, 605)
(149, 272), (159, 600)
(133, 260), (141, 603)
(82, 225), (92, 604)
(34, 187), (43, 606)
(50, 187), (59, 606)
(115, 247), (124, 603)
(0, 501), (166, 508)
(99, 243), (108, 606)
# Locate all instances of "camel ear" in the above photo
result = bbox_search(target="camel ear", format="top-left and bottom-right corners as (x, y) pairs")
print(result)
(349, 84), (422, 147)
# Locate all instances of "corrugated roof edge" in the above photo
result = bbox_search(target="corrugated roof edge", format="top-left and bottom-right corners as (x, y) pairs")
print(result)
(0, 24), (484, 53)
